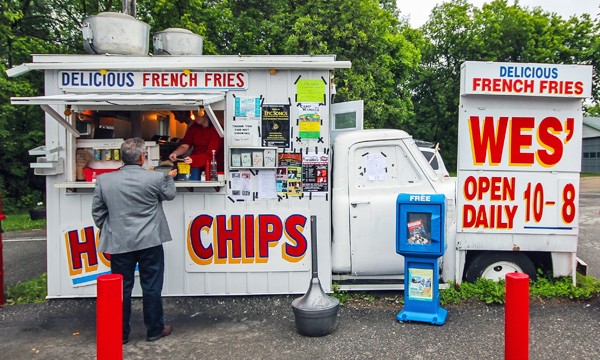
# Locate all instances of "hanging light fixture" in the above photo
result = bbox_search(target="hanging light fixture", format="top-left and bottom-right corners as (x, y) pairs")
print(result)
(198, 106), (205, 117)
(189, 110), (196, 120)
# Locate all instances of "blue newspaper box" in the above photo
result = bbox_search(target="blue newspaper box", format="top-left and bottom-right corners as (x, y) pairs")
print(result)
(396, 193), (447, 325)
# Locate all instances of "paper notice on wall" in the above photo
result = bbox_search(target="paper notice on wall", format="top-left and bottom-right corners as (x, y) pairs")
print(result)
(296, 79), (326, 103)
(277, 153), (302, 196)
(262, 105), (290, 148)
(234, 97), (261, 119)
(230, 120), (258, 146)
(298, 104), (321, 140)
(229, 171), (253, 200)
(364, 153), (387, 181)
(257, 170), (277, 199)
(302, 153), (328, 194)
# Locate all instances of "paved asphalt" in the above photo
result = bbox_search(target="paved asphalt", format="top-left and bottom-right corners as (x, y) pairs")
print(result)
(0, 178), (599, 359)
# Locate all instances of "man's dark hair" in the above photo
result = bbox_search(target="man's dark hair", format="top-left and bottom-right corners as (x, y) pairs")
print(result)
(121, 138), (145, 165)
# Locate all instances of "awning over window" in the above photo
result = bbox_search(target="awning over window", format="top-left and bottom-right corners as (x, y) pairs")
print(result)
(10, 92), (225, 109)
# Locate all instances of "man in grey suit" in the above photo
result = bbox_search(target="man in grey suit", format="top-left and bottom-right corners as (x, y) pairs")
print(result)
(92, 138), (177, 344)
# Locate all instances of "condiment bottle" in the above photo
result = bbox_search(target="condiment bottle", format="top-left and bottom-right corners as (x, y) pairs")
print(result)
(210, 150), (218, 181)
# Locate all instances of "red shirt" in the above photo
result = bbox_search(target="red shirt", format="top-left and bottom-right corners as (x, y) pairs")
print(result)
(181, 123), (224, 170)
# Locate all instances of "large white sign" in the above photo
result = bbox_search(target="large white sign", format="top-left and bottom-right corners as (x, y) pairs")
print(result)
(59, 71), (248, 92)
(457, 61), (590, 235)
(185, 211), (310, 272)
(461, 61), (592, 98)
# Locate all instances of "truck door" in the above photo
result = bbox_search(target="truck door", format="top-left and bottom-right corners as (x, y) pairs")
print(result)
(348, 140), (436, 275)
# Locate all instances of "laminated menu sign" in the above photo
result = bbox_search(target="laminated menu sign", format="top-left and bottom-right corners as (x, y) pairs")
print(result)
(262, 105), (290, 148)
(407, 218), (431, 245)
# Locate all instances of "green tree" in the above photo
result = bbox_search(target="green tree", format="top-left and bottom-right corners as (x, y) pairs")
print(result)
(410, 0), (599, 171)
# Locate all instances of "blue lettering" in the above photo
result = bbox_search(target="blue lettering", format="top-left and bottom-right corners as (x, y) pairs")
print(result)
(61, 72), (70, 86)
(126, 72), (134, 87)
(499, 66), (507, 77)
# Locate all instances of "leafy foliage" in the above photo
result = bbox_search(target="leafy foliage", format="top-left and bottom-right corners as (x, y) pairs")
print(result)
(409, 0), (599, 171)
(441, 272), (600, 305)
(6, 273), (47, 304)
(1, 211), (46, 231)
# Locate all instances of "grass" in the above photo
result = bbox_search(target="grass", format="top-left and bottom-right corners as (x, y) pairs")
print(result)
(5, 273), (48, 305)
(332, 272), (600, 307)
(1, 212), (46, 232)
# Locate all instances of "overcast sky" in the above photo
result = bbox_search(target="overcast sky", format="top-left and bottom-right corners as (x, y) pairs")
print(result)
(397, 0), (600, 28)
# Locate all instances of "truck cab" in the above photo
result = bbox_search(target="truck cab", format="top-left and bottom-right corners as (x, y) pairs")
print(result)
(330, 129), (456, 288)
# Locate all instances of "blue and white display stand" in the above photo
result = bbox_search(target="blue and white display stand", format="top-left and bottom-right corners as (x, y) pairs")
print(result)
(396, 193), (447, 325)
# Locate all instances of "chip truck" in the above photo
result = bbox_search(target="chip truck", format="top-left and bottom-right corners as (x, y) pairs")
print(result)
(6, 16), (592, 297)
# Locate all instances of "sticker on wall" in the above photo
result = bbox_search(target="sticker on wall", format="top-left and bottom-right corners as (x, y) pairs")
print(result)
(262, 105), (291, 148)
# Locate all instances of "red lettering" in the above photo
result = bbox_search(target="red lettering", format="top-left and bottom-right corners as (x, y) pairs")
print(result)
(67, 227), (98, 270)
(463, 204), (475, 228)
(258, 214), (283, 260)
(469, 116), (508, 165)
(152, 73), (160, 86)
(244, 215), (255, 261)
(575, 81), (583, 95)
(236, 73), (245, 88)
(509, 117), (535, 165)
(189, 73), (198, 87)
(215, 215), (242, 263)
(188, 215), (214, 262)
(214, 73), (223, 87)
(464, 176), (477, 201)
(535, 116), (564, 167)
(283, 215), (308, 259)
(142, 73), (150, 86)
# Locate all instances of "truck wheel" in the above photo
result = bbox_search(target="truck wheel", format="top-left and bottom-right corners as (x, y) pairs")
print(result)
(463, 252), (536, 282)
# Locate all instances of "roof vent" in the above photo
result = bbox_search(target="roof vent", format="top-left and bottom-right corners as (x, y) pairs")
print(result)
(153, 28), (203, 56)
(82, 12), (150, 55)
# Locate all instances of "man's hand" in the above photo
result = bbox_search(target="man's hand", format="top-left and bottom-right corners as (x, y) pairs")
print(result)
(168, 152), (178, 162)
(183, 156), (193, 164)
(167, 169), (178, 178)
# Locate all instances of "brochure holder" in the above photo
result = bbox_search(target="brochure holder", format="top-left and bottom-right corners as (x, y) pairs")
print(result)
(396, 193), (447, 325)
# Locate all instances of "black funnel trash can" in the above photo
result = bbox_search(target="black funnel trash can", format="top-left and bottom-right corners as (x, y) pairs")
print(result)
(291, 216), (340, 336)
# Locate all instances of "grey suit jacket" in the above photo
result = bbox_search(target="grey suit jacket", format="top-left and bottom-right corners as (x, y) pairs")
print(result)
(92, 165), (176, 254)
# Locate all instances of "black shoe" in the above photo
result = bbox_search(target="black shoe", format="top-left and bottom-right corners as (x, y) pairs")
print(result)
(147, 325), (173, 342)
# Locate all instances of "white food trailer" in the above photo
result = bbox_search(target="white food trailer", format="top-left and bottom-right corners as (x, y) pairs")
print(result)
(7, 47), (592, 297)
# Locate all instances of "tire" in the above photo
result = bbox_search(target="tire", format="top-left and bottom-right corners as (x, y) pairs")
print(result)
(463, 251), (536, 283)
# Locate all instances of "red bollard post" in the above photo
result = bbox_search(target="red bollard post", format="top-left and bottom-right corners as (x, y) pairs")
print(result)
(0, 193), (6, 307)
(505, 272), (530, 360)
(97, 274), (123, 360)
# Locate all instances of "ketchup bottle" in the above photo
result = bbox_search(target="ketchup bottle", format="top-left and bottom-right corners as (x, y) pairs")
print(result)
(205, 160), (210, 181)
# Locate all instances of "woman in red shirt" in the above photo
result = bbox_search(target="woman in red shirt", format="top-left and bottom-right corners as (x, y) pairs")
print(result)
(168, 111), (224, 171)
